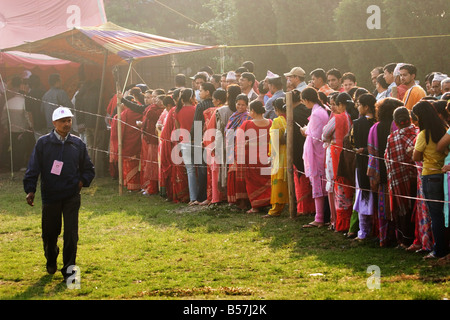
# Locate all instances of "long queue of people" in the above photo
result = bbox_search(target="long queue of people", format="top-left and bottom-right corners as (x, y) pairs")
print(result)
(107, 61), (450, 262)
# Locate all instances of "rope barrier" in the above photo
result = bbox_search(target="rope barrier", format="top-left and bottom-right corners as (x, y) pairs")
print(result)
(222, 34), (450, 49)
(3, 87), (450, 204)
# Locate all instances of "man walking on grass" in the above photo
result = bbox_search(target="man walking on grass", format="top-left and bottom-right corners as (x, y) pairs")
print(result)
(23, 106), (95, 282)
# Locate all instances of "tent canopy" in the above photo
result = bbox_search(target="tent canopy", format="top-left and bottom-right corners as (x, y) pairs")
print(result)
(2, 22), (217, 67)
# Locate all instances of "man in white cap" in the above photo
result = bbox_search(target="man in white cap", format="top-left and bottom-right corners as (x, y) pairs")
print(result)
(432, 73), (447, 99)
(226, 71), (238, 87)
(264, 71), (285, 120)
(284, 67), (307, 92)
(23, 106), (95, 283)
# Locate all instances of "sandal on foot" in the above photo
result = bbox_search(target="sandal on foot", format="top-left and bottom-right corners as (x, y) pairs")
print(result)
(302, 221), (324, 228)
(247, 208), (260, 214)
(405, 244), (421, 252)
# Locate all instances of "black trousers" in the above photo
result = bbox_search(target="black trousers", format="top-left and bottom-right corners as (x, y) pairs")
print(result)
(41, 193), (80, 277)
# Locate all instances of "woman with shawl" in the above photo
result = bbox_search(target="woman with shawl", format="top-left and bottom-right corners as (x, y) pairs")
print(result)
(215, 85), (241, 197)
(384, 107), (418, 248)
(226, 94), (252, 209)
(367, 97), (402, 247)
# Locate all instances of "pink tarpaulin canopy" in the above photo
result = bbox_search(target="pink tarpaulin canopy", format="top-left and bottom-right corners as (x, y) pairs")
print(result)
(0, 0), (107, 49)
(3, 22), (218, 67)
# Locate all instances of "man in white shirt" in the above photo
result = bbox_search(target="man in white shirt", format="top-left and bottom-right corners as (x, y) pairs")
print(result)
(239, 72), (258, 102)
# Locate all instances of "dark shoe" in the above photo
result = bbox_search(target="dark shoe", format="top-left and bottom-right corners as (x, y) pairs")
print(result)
(46, 247), (59, 275)
(345, 232), (357, 239)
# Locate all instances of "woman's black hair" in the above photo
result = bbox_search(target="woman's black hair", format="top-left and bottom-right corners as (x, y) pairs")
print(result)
(376, 97), (403, 122)
(413, 100), (448, 144)
(172, 88), (182, 102)
(376, 97), (404, 184)
(176, 88), (194, 113)
(249, 100), (265, 114)
(357, 93), (376, 115)
(335, 92), (358, 120)
(226, 84), (242, 112)
(235, 93), (249, 108)
(212, 89), (227, 104)
(273, 97), (286, 113)
(393, 107), (411, 126)
(353, 87), (369, 102)
(301, 87), (325, 108)
(328, 91), (339, 104)
(163, 95), (175, 107)
(201, 82), (216, 97)
(432, 100), (449, 124)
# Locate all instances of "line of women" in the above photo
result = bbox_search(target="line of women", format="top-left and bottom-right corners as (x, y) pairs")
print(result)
(111, 82), (449, 261)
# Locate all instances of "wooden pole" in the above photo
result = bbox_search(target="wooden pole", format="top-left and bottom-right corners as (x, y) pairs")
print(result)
(285, 91), (296, 219)
(117, 61), (134, 196)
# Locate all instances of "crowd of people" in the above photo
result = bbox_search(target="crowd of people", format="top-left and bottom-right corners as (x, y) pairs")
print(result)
(105, 61), (449, 262)
(1, 60), (449, 262)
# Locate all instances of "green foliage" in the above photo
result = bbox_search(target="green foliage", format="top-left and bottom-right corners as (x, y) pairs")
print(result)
(104, 1), (448, 90)
(384, 0), (450, 80)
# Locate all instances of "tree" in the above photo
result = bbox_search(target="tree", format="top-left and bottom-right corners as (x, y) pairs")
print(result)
(384, 0), (450, 81)
(334, 0), (403, 89)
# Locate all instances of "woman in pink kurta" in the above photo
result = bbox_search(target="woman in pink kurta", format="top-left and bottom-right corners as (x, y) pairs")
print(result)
(301, 88), (330, 227)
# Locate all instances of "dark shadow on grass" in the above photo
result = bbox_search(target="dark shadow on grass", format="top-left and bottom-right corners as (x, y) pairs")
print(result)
(71, 178), (450, 283)
(9, 275), (67, 300)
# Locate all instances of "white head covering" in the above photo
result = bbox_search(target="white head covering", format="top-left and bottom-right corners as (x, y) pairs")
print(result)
(433, 73), (448, 83)
(52, 107), (74, 121)
(393, 63), (405, 77)
(265, 70), (280, 80)
(226, 71), (236, 81)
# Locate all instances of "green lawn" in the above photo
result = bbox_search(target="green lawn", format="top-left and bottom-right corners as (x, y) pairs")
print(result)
(0, 173), (448, 300)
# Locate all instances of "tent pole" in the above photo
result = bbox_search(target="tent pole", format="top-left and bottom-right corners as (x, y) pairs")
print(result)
(0, 74), (14, 180)
(117, 60), (134, 196)
(93, 50), (108, 171)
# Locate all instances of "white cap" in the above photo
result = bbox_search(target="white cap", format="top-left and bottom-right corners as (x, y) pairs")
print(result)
(226, 71), (236, 81)
(52, 107), (74, 121)
(265, 70), (280, 80)
(433, 73), (448, 83)
(393, 63), (405, 77)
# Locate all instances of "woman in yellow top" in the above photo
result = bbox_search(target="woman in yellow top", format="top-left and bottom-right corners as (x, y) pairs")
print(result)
(412, 100), (449, 259)
(264, 97), (288, 218)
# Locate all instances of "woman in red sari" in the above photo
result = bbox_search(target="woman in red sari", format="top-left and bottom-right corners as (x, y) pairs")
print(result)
(203, 89), (227, 205)
(140, 93), (165, 195)
(238, 100), (272, 213)
(322, 92), (354, 232)
(120, 95), (143, 191)
(226, 94), (252, 209)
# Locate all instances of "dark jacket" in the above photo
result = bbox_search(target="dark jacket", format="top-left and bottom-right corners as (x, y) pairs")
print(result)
(23, 130), (95, 204)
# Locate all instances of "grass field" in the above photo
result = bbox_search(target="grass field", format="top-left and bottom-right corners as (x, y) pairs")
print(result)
(0, 172), (448, 301)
